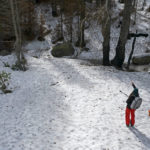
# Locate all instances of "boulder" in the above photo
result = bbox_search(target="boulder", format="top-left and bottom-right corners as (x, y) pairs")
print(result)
(132, 54), (150, 65)
(51, 42), (75, 57)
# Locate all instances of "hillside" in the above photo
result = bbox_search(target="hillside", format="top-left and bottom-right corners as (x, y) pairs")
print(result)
(0, 0), (150, 150)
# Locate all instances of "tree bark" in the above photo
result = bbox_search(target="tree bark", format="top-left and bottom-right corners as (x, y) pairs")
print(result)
(133, 0), (137, 25)
(127, 35), (136, 69)
(70, 16), (73, 43)
(10, 0), (21, 61)
(111, 0), (133, 68)
(51, 0), (58, 17)
(119, 0), (124, 3)
(10, 0), (25, 70)
(142, 0), (146, 10)
(60, 10), (64, 40)
(80, 0), (85, 48)
(102, 0), (111, 66)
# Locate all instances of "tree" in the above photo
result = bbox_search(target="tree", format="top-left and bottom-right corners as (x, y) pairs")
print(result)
(76, 0), (86, 48)
(80, 0), (86, 48)
(51, 0), (58, 17)
(9, 0), (26, 70)
(133, 0), (138, 25)
(111, 0), (133, 68)
(0, 0), (14, 52)
(102, 0), (111, 65)
(63, 0), (77, 43)
(142, 0), (146, 10)
(119, 0), (124, 3)
(0, 0), (36, 53)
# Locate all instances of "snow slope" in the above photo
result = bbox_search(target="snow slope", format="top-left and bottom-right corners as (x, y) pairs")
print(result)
(0, 54), (150, 150)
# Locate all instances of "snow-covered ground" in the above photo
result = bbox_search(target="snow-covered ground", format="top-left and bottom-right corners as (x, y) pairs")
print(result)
(0, 53), (150, 150)
(0, 1), (150, 150)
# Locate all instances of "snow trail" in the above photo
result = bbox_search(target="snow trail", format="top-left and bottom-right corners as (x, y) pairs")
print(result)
(0, 56), (150, 150)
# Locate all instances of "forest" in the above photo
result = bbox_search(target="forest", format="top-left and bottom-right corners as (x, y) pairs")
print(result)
(0, 0), (149, 69)
(0, 0), (150, 150)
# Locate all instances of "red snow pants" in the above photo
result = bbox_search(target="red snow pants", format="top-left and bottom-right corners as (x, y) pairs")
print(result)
(125, 107), (135, 126)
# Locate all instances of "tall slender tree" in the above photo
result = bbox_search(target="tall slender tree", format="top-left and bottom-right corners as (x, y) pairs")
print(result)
(102, 0), (111, 65)
(75, 0), (86, 47)
(80, 0), (86, 48)
(9, 0), (25, 70)
(111, 0), (133, 68)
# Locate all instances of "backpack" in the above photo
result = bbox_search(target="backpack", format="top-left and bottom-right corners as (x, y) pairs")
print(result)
(130, 97), (142, 109)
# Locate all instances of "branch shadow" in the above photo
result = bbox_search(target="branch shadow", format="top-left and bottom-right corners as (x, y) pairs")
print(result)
(129, 127), (150, 149)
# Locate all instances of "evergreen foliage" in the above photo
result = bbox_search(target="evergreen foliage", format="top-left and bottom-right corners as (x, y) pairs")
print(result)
(0, 71), (12, 94)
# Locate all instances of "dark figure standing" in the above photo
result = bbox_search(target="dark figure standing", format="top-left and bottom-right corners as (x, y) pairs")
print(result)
(125, 82), (139, 127)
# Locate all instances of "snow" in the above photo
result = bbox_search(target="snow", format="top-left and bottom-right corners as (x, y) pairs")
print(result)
(133, 53), (150, 58)
(0, 54), (150, 150)
(23, 40), (50, 58)
(0, 1), (150, 150)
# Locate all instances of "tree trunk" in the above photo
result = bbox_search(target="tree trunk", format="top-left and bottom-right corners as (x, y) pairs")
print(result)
(142, 0), (146, 10)
(10, 0), (21, 61)
(133, 0), (137, 25)
(51, 0), (58, 17)
(102, 0), (111, 66)
(119, 0), (124, 3)
(10, 0), (25, 70)
(70, 17), (73, 43)
(111, 0), (133, 68)
(80, 0), (85, 48)
(96, 0), (100, 7)
(75, 15), (81, 47)
(60, 10), (64, 40)
(127, 35), (136, 69)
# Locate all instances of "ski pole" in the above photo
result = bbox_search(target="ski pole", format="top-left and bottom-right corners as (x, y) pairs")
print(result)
(120, 90), (128, 97)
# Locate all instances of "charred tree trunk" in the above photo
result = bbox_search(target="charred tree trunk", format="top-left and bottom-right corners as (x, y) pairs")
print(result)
(111, 0), (133, 68)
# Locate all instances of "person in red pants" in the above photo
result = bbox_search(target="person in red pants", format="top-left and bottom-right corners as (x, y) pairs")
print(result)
(125, 82), (139, 127)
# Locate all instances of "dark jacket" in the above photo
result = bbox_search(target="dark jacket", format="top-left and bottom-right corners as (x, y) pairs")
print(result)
(126, 83), (139, 109)
(126, 93), (135, 109)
